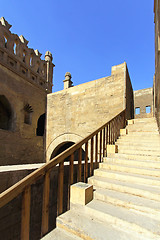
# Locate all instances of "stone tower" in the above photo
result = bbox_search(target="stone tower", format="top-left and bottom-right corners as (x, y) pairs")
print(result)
(0, 17), (54, 165)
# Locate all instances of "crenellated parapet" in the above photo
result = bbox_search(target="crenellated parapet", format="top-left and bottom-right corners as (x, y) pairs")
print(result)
(0, 17), (54, 93)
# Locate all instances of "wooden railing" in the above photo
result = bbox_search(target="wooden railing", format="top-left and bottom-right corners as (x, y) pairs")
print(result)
(0, 110), (126, 240)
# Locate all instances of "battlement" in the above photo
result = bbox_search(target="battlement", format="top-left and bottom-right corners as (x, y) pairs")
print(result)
(0, 17), (54, 93)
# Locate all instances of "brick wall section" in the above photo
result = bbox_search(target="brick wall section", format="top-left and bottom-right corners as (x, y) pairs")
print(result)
(134, 88), (153, 119)
(46, 62), (134, 161)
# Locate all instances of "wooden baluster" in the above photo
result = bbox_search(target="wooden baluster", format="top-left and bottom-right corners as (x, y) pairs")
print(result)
(58, 161), (64, 215)
(95, 134), (98, 164)
(41, 171), (50, 237)
(21, 185), (31, 240)
(99, 130), (102, 162)
(103, 128), (105, 157)
(113, 119), (115, 144)
(109, 122), (111, 144)
(78, 147), (82, 182)
(106, 125), (108, 156)
(90, 137), (94, 175)
(70, 153), (74, 185)
(84, 142), (88, 182)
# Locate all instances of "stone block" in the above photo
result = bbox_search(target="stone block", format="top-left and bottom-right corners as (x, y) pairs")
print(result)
(127, 119), (134, 125)
(107, 144), (118, 153)
(70, 182), (93, 205)
(120, 129), (128, 135)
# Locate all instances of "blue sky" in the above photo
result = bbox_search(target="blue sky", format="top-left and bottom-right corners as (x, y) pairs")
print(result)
(1, 0), (155, 92)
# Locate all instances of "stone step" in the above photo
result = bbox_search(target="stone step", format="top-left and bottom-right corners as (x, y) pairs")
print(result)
(104, 157), (160, 169)
(94, 188), (160, 220)
(85, 199), (160, 239)
(123, 131), (159, 136)
(117, 144), (160, 152)
(41, 228), (82, 240)
(116, 141), (160, 148)
(100, 163), (160, 177)
(88, 175), (160, 202)
(128, 118), (156, 124)
(118, 148), (160, 156)
(106, 153), (160, 161)
(94, 168), (160, 186)
(57, 204), (153, 240)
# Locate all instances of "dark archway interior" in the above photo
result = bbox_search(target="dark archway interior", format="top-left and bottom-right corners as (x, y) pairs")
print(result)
(50, 141), (75, 160)
(50, 141), (86, 161)
(36, 113), (45, 136)
(0, 95), (12, 130)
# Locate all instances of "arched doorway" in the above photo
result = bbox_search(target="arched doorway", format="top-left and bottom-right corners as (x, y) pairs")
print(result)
(36, 113), (45, 136)
(50, 141), (75, 160)
(0, 95), (12, 130)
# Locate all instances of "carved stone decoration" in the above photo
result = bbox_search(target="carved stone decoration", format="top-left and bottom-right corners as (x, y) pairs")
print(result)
(24, 103), (33, 113)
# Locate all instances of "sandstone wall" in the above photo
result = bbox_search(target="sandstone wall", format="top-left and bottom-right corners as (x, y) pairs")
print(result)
(134, 88), (153, 119)
(0, 17), (54, 165)
(0, 65), (46, 165)
(46, 62), (133, 161)
(154, 0), (160, 131)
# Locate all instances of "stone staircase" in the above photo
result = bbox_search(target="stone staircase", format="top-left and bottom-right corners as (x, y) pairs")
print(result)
(42, 117), (160, 240)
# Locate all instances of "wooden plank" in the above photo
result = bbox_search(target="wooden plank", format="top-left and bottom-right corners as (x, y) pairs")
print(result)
(99, 131), (102, 162)
(84, 142), (88, 182)
(70, 153), (74, 185)
(90, 137), (94, 176)
(78, 147), (82, 182)
(21, 186), (31, 240)
(41, 172), (50, 237)
(57, 161), (64, 215)
(0, 110), (125, 209)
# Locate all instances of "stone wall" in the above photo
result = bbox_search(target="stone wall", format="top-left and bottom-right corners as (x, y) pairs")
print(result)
(0, 17), (54, 165)
(46, 62), (134, 161)
(134, 88), (153, 119)
(154, 0), (160, 131)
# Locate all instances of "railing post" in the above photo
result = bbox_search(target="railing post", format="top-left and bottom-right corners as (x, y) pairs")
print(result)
(90, 137), (94, 175)
(103, 128), (105, 157)
(95, 134), (98, 164)
(70, 153), (74, 185)
(57, 161), (64, 215)
(78, 147), (82, 182)
(84, 142), (88, 182)
(109, 122), (111, 144)
(41, 171), (50, 237)
(106, 125), (108, 156)
(99, 130), (102, 162)
(21, 186), (31, 240)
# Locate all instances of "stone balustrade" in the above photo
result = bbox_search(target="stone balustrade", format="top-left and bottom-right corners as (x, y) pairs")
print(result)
(0, 17), (54, 93)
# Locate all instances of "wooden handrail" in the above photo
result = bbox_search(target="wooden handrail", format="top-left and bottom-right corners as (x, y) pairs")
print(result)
(0, 109), (126, 239)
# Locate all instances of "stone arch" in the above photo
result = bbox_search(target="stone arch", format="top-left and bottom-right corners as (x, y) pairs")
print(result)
(46, 133), (83, 161)
(0, 95), (13, 130)
(36, 113), (45, 136)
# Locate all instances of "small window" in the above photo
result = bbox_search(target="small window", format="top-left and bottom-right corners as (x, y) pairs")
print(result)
(135, 107), (140, 115)
(24, 111), (32, 125)
(24, 104), (33, 125)
(4, 36), (7, 48)
(23, 51), (26, 62)
(146, 106), (151, 113)
(30, 56), (33, 66)
(13, 42), (17, 55)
